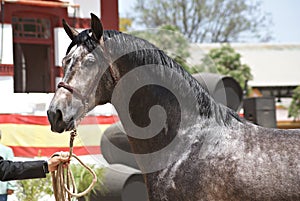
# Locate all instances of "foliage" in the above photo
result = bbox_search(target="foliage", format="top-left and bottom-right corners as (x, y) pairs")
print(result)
(131, 25), (189, 59)
(16, 164), (105, 201)
(201, 44), (253, 90)
(16, 174), (52, 201)
(70, 164), (106, 201)
(119, 17), (133, 32)
(130, 25), (202, 74)
(133, 0), (272, 43)
(288, 86), (300, 120)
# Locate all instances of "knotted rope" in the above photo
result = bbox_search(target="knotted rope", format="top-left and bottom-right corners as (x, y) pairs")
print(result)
(51, 129), (97, 201)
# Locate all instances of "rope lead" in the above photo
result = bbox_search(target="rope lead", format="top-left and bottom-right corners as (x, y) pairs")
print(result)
(51, 129), (98, 201)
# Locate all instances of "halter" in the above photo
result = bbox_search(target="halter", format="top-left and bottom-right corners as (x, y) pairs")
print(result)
(58, 29), (98, 105)
(58, 28), (119, 107)
(57, 82), (85, 101)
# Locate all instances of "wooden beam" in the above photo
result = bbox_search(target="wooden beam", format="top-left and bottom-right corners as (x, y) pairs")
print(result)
(100, 0), (119, 30)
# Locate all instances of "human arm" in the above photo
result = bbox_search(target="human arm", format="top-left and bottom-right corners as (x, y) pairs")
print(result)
(0, 154), (69, 181)
(0, 157), (48, 181)
(7, 147), (16, 194)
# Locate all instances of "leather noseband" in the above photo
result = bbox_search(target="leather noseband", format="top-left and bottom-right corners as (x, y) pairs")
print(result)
(57, 82), (85, 101)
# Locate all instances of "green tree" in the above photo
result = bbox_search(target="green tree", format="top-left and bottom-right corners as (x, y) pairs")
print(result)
(288, 86), (300, 121)
(201, 44), (253, 90)
(133, 0), (272, 43)
(130, 25), (201, 73)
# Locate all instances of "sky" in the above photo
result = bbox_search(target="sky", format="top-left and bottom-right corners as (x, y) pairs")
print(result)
(118, 0), (300, 44)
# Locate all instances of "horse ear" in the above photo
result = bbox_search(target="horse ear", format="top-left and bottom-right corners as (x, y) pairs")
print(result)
(90, 13), (103, 42)
(62, 19), (78, 40)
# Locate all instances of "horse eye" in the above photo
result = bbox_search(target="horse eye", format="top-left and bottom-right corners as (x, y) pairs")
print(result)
(62, 58), (70, 67)
(65, 58), (72, 66)
(84, 58), (95, 66)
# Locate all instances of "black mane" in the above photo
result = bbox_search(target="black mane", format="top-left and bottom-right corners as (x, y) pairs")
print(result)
(104, 30), (123, 40)
(67, 28), (244, 126)
(102, 30), (244, 126)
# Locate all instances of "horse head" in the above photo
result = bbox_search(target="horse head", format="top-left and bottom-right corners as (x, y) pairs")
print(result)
(47, 14), (114, 133)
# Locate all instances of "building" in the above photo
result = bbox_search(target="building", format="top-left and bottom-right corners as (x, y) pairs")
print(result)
(189, 43), (300, 128)
(0, 0), (119, 114)
(0, 0), (118, 94)
(0, 0), (119, 157)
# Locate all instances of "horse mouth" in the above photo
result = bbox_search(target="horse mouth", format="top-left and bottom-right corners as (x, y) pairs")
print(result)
(49, 118), (75, 133)
(66, 119), (75, 131)
(47, 109), (76, 133)
(49, 119), (76, 133)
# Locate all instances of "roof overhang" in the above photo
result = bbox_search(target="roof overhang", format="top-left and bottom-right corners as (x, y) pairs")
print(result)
(3, 0), (79, 8)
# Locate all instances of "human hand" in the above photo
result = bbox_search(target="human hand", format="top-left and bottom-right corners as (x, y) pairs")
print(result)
(7, 189), (14, 195)
(48, 152), (70, 172)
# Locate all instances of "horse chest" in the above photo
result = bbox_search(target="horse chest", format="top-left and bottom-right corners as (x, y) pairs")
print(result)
(145, 159), (236, 201)
(143, 143), (233, 201)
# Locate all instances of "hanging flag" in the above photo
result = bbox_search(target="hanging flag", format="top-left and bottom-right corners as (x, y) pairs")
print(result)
(0, 114), (118, 157)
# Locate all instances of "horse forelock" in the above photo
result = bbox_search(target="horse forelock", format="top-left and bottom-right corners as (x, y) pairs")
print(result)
(66, 29), (98, 55)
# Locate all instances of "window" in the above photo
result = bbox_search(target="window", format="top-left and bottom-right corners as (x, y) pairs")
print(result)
(12, 17), (51, 39)
(12, 16), (53, 93)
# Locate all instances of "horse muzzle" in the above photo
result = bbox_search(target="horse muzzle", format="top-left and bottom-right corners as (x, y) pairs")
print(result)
(47, 109), (75, 133)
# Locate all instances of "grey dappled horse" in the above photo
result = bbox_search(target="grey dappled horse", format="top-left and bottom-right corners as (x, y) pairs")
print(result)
(47, 13), (300, 201)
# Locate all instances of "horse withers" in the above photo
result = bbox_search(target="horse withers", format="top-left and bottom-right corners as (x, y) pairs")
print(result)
(47, 13), (300, 201)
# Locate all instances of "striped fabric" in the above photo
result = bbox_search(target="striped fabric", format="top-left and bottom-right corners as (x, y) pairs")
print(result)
(0, 114), (118, 157)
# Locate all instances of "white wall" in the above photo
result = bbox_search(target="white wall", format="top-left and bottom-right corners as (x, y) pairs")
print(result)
(67, 0), (100, 18)
(0, 24), (13, 64)
(190, 43), (300, 87)
(0, 76), (13, 94)
(238, 45), (300, 86)
(54, 27), (85, 66)
(54, 27), (70, 66)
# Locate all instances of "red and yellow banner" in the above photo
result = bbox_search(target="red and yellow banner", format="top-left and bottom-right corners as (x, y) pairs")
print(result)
(0, 114), (118, 157)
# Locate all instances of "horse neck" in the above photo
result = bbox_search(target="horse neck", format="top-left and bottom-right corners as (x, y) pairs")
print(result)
(105, 34), (238, 155)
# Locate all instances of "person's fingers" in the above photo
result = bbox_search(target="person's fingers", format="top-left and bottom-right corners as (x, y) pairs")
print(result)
(51, 151), (69, 159)
(62, 163), (69, 168)
(60, 151), (70, 159)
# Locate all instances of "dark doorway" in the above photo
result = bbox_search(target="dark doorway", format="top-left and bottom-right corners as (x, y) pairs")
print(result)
(13, 43), (51, 92)
(12, 15), (54, 93)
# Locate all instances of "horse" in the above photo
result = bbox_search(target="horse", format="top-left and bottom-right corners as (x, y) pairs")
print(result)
(47, 13), (300, 201)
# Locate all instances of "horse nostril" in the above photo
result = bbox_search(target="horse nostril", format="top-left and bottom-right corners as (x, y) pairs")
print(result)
(47, 109), (63, 125)
(55, 109), (63, 123)
(47, 110), (54, 125)
(47, 109), (67, 133)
